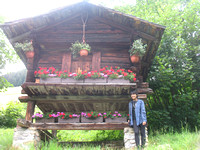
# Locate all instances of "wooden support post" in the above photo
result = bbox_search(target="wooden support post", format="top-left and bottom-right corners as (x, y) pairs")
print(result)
(26, 57), (35, 82)
(52, 130), (57, 138)
(25, 101), (36, 122)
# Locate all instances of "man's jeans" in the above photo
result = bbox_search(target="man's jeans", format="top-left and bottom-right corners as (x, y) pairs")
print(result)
(133, 120), (146, 147)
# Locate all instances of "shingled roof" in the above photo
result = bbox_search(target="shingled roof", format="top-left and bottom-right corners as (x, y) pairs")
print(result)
(0, 1), (165, 80)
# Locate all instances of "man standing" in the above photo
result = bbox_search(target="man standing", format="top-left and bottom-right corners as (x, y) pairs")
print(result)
(128, 90), (147, 149)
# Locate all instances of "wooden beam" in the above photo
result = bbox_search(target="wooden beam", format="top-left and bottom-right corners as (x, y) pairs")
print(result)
(137, 88), (153, 94)
(37, 33), (130, 43)
(25, 101), (36, 122)
(9, 14), (81, 43)
(19, 95), (131, 103)
(93, 16), (157, 41)
(17, 119), (129, 130)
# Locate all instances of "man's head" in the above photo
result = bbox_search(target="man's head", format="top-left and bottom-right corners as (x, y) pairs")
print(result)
(130, 90), (138, 100)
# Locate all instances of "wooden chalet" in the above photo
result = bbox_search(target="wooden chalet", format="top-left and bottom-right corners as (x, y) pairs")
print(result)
(0, 2), (165, 130)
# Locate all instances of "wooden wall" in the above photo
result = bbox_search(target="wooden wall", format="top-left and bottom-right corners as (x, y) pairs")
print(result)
(36, 16), (132, 72)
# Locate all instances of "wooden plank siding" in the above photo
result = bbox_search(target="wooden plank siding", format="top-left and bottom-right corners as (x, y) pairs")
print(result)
(36, 16), (131, 72)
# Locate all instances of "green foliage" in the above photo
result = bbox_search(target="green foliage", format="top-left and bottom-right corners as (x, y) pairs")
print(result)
(116, 0), (200, 133)
(0, 127), (199, 149)
(0, 16), (19, 92)
(57, 130), (123, 142)
(3, 69), (26, 87)
(0, 101), (26, 127)
(14, 40), (33, 52)
(73, 72), (86, 80)
(69, 41), (91, 58)
(129, 38), (147, 57)
(0, 128), (14, 150)
(146, 130), (200, 150)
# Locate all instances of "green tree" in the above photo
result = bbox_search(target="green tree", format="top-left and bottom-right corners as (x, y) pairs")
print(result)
(0, 16), (18, 91)
(3, 69), (27, 87)
(116, 0), (200, 132)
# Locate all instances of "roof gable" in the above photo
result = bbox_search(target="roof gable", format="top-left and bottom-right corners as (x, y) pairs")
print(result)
(0, 1), (165, 80)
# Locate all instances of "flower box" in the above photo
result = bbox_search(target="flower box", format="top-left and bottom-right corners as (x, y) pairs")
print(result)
(62, 78), (84, 83)
(105, 117), (127, 123)
(40, 78), (61, 84)
(81, 117), (103, 123)
(84, 78), (107, 83)
(58, 117), (80, 123)
(35, 118), (55, 123)
(107, 78), (130, 83)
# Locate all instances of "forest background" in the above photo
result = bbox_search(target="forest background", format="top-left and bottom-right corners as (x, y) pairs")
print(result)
(0, 0), (200, 135)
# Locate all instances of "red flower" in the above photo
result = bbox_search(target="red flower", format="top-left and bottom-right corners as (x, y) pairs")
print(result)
(49, 114), (52, 117)
(123, 72), (128, 76)
(69, 115), (72, 118)
(87, 113), (92, 117)
(133, 78), (136, 81)
(127, 114), (129, 116)
(34, 71), (38, 76)
(49, 67), (56, 74)
(62, 116), (64, 119)
(128, 70), (133, 73)
(91, 112), (93, 114)
(104, 116), (107, 118)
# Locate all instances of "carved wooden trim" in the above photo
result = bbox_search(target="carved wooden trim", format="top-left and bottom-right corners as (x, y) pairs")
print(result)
(61, 52), (72, 73)
(92, 51), (101, 71)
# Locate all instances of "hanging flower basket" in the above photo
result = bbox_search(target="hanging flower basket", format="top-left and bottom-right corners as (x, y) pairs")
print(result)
(130, 55), (140, 63)
(80, 49), (89, 56)
(25, 51), (35, 59)
(129, 39), (147, 63)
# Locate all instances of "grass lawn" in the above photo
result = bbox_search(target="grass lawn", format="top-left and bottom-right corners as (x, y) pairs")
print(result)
(0, 128), (200, 150)
(1, 87), (199, 149)
(0, 87), (23, 108)
(146, 130), (200, 150)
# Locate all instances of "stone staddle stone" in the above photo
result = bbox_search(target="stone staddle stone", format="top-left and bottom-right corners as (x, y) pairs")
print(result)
(12, 126), (41, 149)
(124, 127), (148, 149)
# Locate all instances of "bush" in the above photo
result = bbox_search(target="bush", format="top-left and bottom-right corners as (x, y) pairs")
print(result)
(0, 101), (26, 128)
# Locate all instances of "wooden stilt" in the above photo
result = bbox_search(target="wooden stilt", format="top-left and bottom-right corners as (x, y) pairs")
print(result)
(25, 101), (36, 122)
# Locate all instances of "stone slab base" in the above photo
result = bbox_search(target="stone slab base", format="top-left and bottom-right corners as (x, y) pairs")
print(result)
(124, 127), (148, 149)
(12, 126), (41, 149)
